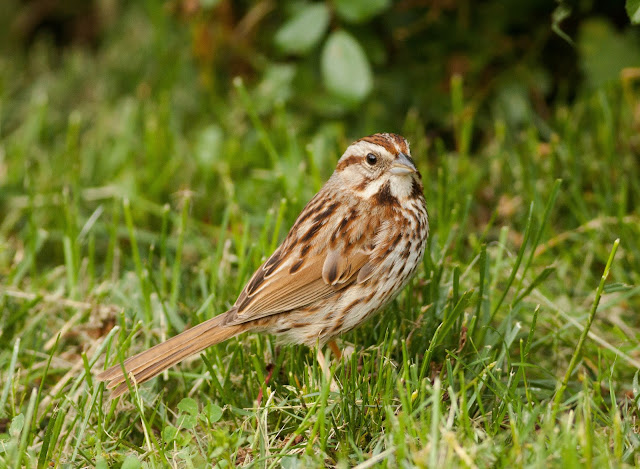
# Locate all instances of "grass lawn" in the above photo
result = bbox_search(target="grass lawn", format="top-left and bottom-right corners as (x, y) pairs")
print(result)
(1, 7), (640, 468)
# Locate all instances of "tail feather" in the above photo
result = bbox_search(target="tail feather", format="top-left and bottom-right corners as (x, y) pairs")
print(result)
(97, 312), (244, 398)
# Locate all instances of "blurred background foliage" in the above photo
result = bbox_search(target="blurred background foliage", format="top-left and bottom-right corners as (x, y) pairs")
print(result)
(3, 0), (638, 117)
(0, 0), (639, 229)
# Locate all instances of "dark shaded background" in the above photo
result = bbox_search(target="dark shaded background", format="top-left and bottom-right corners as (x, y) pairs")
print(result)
(2, 0), (638, 143)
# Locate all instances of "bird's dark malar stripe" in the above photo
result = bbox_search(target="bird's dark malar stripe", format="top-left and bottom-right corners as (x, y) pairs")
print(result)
(375, 181), (399, 206)
(410, 179), (423, 199)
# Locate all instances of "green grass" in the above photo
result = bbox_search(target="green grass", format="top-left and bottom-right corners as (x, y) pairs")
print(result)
(2, 8), (640, 468)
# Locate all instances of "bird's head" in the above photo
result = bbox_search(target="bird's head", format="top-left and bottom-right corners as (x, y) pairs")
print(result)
(334, 133), (422, 203)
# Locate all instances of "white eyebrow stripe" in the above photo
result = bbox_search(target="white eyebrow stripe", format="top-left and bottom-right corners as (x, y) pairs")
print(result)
(346, 141), (384, 156)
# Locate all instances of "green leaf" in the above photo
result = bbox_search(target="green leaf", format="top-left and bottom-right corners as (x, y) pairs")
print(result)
(195, 124), (223, 167)
(334, 0), (390, 23)
(254, 64), (297, 113)
(281, 456), (301, 469)
(177, 397), (198, 416)
(121, 455), (142, 469)
(204, 402), (223, 423)
(627, 0), (640, 24)
(178, 414), (197, 430)
(162, 425), (178, 443)
(578, 19), (640, 89)
(274, 4), (330, 55)
(321, 31), (373, 103)
(9, 414), (24, 438)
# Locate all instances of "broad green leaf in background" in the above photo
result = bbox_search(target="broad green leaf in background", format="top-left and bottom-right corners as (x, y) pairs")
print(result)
(627, 0), (640, 24)
(177, 397), (198, 429)
(162, 425), (179, 443)
(274, 3), (330, 55)
(121, 456), (142, 469)
(334, 0), (391, 23)
(321, 30), (373, 103)
(177, 397), (198, 416)
(578, 18), (640, 89)
(9, 414), (24, 438)
(195, 124), (223, 167)
(204, 402), (223, 423)
(254, 64), (297, 113)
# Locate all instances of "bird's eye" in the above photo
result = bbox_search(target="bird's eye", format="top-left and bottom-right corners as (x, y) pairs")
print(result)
(366, 153), (377, 165)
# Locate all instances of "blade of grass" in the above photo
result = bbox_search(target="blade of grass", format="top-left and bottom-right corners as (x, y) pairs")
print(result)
(490, 202), (535, 323)
(170, 193), (190, 310)
(551, 238), (620, 420)
(0, 338), (20, 418)
(516, 179), (562, 293)
(233, 77), (280, 169)
(429, 378), (442, 468)
(123, 197), (152, 324)
(14, 388), (37, 469)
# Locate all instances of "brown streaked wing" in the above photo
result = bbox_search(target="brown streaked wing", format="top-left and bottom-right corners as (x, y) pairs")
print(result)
(322, 247), (369, 285)
(356, 261), (377, 283)
(228, 245), (371, 325)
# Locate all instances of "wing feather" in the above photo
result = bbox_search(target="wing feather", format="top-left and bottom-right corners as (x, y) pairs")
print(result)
(356, 261), (377, 283)
(227, 192), (381, 325)
(229, 245), (371, 324)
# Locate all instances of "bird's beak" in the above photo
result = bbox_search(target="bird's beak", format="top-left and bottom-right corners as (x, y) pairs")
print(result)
(389, 153), (417, 175)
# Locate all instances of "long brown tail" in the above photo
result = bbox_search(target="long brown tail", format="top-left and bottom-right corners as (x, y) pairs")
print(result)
(97, 312), (245, 397)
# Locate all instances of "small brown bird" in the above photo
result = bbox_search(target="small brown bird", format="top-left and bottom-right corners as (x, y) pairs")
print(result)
(98, 133), (429, 397)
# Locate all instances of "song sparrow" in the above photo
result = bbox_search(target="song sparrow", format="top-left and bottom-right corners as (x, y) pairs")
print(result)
(98, 133), (429, 397)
